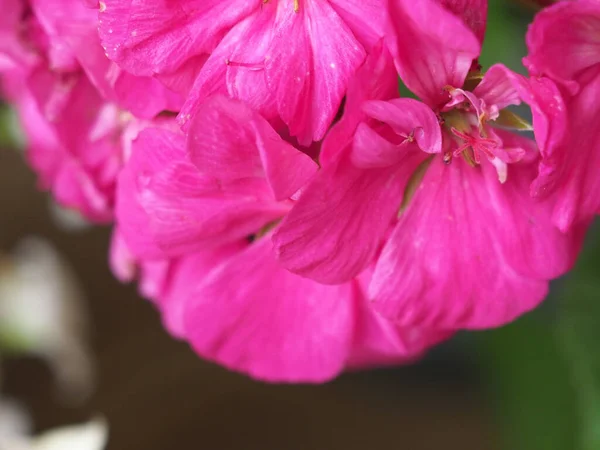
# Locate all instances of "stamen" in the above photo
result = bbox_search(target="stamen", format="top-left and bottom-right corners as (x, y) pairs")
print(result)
(399, 129), (416, 144)
(443, 151), (452, 165)
(450, 127), (498, 165)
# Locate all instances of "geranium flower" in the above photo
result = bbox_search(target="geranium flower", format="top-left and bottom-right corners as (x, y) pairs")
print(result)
(273, 0), (585, 329)
(0, 0), (181, 221)
(114, 95), (447, 381)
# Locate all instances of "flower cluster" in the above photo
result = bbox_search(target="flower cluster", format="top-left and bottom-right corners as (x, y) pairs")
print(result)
(0, 0), (596, 382)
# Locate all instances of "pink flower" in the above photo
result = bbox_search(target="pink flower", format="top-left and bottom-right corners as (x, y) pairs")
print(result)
(6, 75), (124, 222)
(273, 0), (584, 329)
(0, 0), (39, 71)
(97, 0), (391, 145)
(0, 0), (182, 221)
(524, 0), (600, 231)
(27, 0), (183, 118)
(114, 95), (447, 381)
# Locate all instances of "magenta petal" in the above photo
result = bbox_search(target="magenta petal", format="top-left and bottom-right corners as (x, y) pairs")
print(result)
(183, 237), (356, 383)
(109, 229), (171, 302)
(473, 64), (522, 112)
(370, 157), (578, 329)
(158, 243), (244, 339)
(320, 41), (398, 166)
(351, 123), (407, 169)
(109, 230), (137, 284)
(348, 271), (453, 368)
(273, 150), (424, 284)
(361, 98), (443, 154)
(10, 68), (120, 222)
(110, 69), (183, 118)
(178, 8), (277, 122)
(30, 0), (184, 117)
(389, 0), (480, 106)
(187, 96), (318, 201)
(489, 69), (567, 167)
(438, 0), (487, 44)
(534, 70), (600, 230)
(98, 1), (255, 79)
(327, 0), (391, 51)
(265, 2), (366, 144)
(116, 126), (289, 258)
(0, 0), (38, 70)
(302, 0), (367, 143)
(525, 1), (600, 84)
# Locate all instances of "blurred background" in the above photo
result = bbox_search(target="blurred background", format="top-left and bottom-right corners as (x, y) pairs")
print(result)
(1, 1), (598, 449)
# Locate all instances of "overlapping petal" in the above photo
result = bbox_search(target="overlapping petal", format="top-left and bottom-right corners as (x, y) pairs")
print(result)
(371, 157), (580, 329)
(183, 236), (357, 383)
(274, 98), (439, 284)
(116, 126), (290, 258)
(187, 95), (318, 201)
(524, 0), (600, 85)
(389, 0), (481, 107)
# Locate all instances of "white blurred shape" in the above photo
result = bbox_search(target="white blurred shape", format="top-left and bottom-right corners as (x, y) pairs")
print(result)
(0, 398), (31, 439)
(0, 237), (95, 403)
(32, 418), (108, 450)
(48, 201), (92, 232)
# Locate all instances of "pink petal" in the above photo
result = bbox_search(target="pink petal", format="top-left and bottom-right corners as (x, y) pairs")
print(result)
(277, 0), (366, 144)
(487, 68), (568, 169)
(438, 0), (487, 44)
(491, 129), (537, 164)
(183, 236), (356, 383)
(98, 0), (255, 84)
(320, 41), (398, 166)
(9, 69), (119, 222)
(473, 64), (523, 112)
(180, 1), (369, 145)
(361, 98), (443, 154)
(178, 7), (277, 123)
(116, 126), (290, 258)
(348, 270), (453, 368)
(109, 230), (137, 284)
(525, 1), (600, 85)
(347, 309), (452, 368)
(187, 96), (318, 202)
(534, 70), (600, 230)
(351, 122), (408, 168)
(31, 0), (184, 118)
(110, 68), (183, 118)
(109, 229), (172, 303)
(389, 0), (480, 107)
(328, 0), (392, 51)
(273, 148), (425, 284)
(371, 156), (580, 329)
(157, 243), (244, 339)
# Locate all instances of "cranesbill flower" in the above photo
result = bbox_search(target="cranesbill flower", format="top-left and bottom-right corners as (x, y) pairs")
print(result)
(114, 95), (447, 381)
(524, 0), (600, 231)
(273, 0), (584, 329)
(0, 0), (181, 221)
(97, 0), (391, 145)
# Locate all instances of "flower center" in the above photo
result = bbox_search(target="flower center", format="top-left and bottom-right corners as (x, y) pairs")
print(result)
(439, 107), (495, 167)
